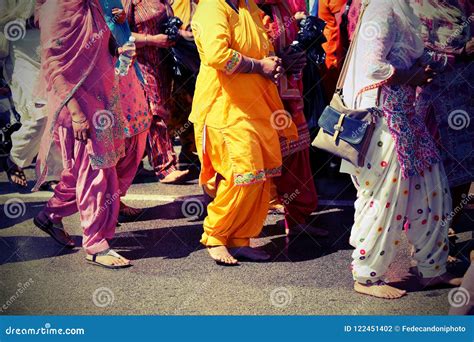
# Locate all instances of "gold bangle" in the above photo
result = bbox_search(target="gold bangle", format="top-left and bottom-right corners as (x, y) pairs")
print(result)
(144, 34), (148, 46)
(72, 118), (87, 124)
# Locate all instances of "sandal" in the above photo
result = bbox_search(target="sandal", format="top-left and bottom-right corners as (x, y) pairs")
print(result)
(4, 158), (27, 187)
(38, 180), (59, 192)
(119, 201), (144, 221)
(33, 213), (75, 248)
(86, 249), (132, 269)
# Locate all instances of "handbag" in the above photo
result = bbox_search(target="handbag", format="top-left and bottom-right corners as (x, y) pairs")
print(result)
(311, 0), (382, 167)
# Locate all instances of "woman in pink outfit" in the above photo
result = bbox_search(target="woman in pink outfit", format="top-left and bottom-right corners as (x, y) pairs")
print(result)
(33, 0), (146, 269)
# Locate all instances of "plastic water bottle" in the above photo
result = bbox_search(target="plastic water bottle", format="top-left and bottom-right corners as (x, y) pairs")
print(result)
(116, 36), (136, 76)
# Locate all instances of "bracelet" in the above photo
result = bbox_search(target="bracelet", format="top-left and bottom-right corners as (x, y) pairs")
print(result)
(250, 59), (255, 73)
(72, 118), (87, 124)
(144, 34), (148, 46)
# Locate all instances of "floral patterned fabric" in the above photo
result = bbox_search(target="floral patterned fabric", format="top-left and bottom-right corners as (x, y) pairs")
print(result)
(123, 0), (174, 120)
(411, 0), (474, 187)
(260, 0), (311, 156)
(382, 84), (440, 179)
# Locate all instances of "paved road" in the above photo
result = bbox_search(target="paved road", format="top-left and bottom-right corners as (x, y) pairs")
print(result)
(0, 166), (472, 316)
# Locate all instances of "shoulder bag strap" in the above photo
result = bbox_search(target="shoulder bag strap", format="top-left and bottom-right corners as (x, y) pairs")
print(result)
(335, 0), (369, 92)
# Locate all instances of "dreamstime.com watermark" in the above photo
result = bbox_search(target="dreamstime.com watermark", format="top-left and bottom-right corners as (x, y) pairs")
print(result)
(3, 198), (27, 219)
(181, 197), (204, 220)
(3, 19), (26, 42)
(92, 287), (115, 308)
(441, 193), (473, 227)
(270, 287), (293, 308)
(4, 323), (85, 336)
(448, 287), (470, 308)
(0, 278), (34, 313)
(448, 109), (471, 131)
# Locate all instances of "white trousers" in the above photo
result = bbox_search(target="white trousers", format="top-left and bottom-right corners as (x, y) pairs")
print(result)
(350, 118), (451, 284)
(8, 28), (62, 179)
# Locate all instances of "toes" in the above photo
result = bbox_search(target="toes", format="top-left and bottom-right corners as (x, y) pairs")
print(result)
(391, 289), (405, 298)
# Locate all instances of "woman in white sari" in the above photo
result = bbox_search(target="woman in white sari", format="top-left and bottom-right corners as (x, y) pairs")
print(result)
(341, 0), (462, 299)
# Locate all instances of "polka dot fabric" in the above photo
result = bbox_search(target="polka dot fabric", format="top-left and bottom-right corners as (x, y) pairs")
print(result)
(349, 117), (452, 284)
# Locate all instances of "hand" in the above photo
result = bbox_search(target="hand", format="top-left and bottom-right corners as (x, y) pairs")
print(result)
(406, 63), (436, 86)
(294, 11), (307, 21)
(72, 117), (90, 142)
(111, 8), (126, 24)
(150, 34), (175, 48)
(179, 29), (194, 41)
(257, 56), (284, 83)
(281, 47), (307, 74)
(68, 98), (90, 142)
(465, 38), (474, 56)
(118, 44), (137, 63)
(392, 63), (435, 87)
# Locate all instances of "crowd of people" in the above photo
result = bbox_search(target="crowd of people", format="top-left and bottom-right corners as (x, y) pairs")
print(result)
(0, 0), (473, 304)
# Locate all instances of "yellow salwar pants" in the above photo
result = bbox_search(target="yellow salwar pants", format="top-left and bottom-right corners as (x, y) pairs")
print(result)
(196, 124), (273, 248)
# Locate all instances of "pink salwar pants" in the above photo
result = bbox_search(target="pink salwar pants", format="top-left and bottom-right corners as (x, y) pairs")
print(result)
(44, 127), (147, 254)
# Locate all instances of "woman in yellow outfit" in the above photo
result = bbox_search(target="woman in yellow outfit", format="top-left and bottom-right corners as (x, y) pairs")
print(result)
(190, 0), (297, 265)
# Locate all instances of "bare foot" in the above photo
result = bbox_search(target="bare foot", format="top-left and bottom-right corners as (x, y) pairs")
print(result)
(160, 169), (190, 184)
(354, 281), (407, 299)
(268, 202), (285, 214)
(287, 224), (329, 238)
(229, 246), (271, 261)
(448, 228), (456, 237)
(419, 272), (463, 288)
(119, 201), (143, 218)
(447, 255), (458, 264)
(207, 246), (238, 265)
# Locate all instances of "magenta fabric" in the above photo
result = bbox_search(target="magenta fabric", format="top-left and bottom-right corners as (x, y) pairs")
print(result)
(44, 127), (120, 255)
(34, 0), (127, 190)
(117, 130), (148, 196)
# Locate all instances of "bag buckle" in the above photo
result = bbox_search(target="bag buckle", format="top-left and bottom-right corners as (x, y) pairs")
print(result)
(333, 114), (345, 142)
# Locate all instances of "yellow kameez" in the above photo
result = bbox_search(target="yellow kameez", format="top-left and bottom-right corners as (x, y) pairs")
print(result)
(171, 0), (193, 29)
(190, 0), (297, 247)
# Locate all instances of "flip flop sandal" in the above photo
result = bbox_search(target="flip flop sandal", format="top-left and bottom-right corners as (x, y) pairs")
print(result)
(118, 203), (144, 222)
(119, 206), (144, 219)
(5, 159), (27, 187)
(33, 215), (75, 248)
(86, 249), (132, 269)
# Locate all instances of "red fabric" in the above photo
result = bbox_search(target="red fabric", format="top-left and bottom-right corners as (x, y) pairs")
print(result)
(147, 116), (177, 178)
(123, 0), (174, 120)
(274, 148), (318, 229)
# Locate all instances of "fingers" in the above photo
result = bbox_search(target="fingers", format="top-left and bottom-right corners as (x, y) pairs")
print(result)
(81, 129), (89, 142)
(73, 126), (89, 143)
(269, 56), (282, 65)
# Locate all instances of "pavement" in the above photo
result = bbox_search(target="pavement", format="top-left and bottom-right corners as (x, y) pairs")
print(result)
(0, 162), (472, 316)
